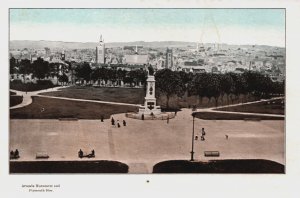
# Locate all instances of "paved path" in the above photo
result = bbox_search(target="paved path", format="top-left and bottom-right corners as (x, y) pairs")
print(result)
(10, 86), (70, 109)
(37, 95), (141, 107)
(195, 96), (284, 118)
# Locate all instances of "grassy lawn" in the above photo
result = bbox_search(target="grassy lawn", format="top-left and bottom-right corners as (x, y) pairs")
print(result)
(216, 99), (284, 115)
(194, 112), (283, 120)
(10, 96), (23, 107)
(40, 86), (146, 104)
(10, 96), (138, 119)
(10, 160), (128, 173)
(153, 159), (284, 173)
(10, 83), (58, 92)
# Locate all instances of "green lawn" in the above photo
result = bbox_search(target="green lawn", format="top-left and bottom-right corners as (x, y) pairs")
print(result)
(10, 83), (58, 92)
(10, 96), (23, 107)
(216, 99), (284, 115)
(40, 86), (146, 104)
(193, 112), (283, 120)
(10, 96), (138, 119)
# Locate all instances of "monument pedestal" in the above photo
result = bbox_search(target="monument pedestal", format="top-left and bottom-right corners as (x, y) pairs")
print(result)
(126, 73), (175, 120)
(138, 75), (161, 115)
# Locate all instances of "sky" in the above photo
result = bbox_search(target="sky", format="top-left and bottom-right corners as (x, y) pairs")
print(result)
(10, 9), (285, 47)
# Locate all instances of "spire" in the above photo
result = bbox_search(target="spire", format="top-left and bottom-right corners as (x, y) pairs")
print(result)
(135, 45), (138, 54)
(100, 34), (103, 42)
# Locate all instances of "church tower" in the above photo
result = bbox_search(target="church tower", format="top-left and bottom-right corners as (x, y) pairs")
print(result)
(96, 35), (105, 64)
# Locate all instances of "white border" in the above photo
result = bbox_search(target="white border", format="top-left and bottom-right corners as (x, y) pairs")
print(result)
(1, 1), (300, 197)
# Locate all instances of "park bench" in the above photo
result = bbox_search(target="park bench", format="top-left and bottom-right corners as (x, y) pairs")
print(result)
(204, 151), (220, 157)
(244, 118), (261, 121)
(59, 118), (78, 121)
(36, 152), (49, 159)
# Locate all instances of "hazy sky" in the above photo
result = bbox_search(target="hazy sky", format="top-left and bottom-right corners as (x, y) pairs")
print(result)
(10, 9), (285, 47)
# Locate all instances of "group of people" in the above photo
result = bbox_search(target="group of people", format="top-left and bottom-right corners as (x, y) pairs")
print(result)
(111, 117), (126, 128)
(195, 128), (206, 141)
(78, 149), (95, 158)
(10, 149), (19, 159)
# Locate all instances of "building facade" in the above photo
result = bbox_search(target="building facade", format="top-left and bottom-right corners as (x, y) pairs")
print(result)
(165, 48), (173, 69)
(96, 35), (105, 64)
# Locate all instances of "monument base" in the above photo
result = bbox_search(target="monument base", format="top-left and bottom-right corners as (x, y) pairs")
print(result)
(138, 105), (161, 115)
(125, 111), (175, 120)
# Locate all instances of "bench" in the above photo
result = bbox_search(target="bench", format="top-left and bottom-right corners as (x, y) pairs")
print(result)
(204, 151), (220, 157)
(36, 152), (49, 159)
(244, 118), (261, 121)
(59, 118), (78, 121)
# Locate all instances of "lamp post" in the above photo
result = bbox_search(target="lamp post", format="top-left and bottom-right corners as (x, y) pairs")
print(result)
(190, 112), (195, 161)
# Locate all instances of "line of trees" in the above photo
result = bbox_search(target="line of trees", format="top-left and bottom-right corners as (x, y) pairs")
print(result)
(155, 69), (284, 108)
(10, 57), (284, 108)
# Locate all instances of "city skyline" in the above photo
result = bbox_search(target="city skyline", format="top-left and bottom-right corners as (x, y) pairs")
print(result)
(10, 9), (285, 47)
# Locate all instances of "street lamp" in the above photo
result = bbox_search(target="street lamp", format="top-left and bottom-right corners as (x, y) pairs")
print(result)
(190, 112), (195, 161)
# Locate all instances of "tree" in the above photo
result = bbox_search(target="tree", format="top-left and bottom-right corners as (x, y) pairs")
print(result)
(10, 57), (17, 74)
(19, 59), (32, 74)
(155, 69), (185, 109)
(188, 73), (207, 105)
(219, 73), (233, 105)
(32, 58), (50, 79)
(205, 74), (221, 106)
(229, 73), (248, 103)
(74, 62), (92, 83)
(59, 73), (69, 85)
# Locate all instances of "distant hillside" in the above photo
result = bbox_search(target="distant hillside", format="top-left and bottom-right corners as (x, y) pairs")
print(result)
(10, 40), (284, 51)
(10, 40), (199, 50)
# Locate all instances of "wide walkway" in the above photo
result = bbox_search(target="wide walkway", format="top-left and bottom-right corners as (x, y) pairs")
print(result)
(10, 108), (284, 173)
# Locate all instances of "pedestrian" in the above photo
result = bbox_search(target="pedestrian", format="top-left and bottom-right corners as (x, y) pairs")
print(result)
(117, 120), (120, 128)
(225, 135), (228, 140)
(91, 149), (95, 156)
(175, 110), (177, 115)
(167, 116), (169, 124)
(201, 128), (206, 136)
(111, 117), (115, 126)
(195, 135), (198, 140)
(78, 149), (83, 158)
(14, 149), (19, 158)
(201, 135), (205, 141)
(141, 114), (144, 120)
(101, 115), (104, 122)
(10, 150), (14, 158)
(123, 120), (126, 126)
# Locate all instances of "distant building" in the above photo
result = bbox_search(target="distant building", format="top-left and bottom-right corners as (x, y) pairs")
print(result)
(96, 35), (105, 64)
(124, 54), (149, 65)
(61, 50), (65, 61)
(123, 45), (149, 65)
(165, 48), (173, 69)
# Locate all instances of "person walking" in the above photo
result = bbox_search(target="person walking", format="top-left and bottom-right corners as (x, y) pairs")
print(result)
(123, 120), (126, 126)
(225, 135), (229, 140)
(201, 128), (206, 136)
(167, 116), (169, 124)
(78, 149), (83, 158)
(111, 117), (115, 126)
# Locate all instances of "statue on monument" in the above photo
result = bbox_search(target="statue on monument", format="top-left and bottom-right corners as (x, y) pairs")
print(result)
(145, 64), (154, 76)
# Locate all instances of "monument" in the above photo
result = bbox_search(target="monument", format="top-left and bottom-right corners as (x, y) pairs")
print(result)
(138, 66), (161, 115)
(126, 65), (175, 120)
